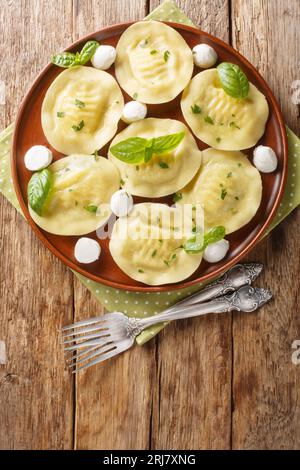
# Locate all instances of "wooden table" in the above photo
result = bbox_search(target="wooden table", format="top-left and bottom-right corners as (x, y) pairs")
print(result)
(0, 0), (299, 450)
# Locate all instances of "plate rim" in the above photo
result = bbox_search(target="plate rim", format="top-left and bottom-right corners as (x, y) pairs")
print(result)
(11, 20), (288, 292)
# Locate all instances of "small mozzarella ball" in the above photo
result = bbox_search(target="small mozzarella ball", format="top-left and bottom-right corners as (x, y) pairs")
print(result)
(91, 45), (116, 70)
(110, 189), (133, 217)
(203, 239), (229, 263)
(121, 101), (147, 123)
(192, 44), (218, 68)
(24, 145), (53, 171)
(74, 237), (101, 264)
(253, 145), (278, 173)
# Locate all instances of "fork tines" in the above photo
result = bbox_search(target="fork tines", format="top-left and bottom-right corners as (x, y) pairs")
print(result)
(61, 315), (122, 373)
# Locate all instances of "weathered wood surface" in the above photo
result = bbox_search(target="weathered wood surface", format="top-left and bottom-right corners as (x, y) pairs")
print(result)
(231, 0), (300, 450)
(0, 0), (299, 450)
(0, 0), (75, 450)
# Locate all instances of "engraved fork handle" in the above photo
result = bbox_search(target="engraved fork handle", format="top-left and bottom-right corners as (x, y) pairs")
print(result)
(137, 285), (272, 330)
(164, 263), (263, 313)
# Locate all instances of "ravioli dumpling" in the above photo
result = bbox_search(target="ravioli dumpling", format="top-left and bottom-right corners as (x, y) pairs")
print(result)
(181, 69), (269, 150)
(108, 118), (202, 197)
(29, 154), (120, 235)
(115, 21), (194, 104)
(178, 148), (262, 234)
(42, 66), (124, 155)
(109, 203), (203, 285)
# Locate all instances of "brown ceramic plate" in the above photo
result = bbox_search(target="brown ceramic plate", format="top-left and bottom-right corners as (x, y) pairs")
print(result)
(11, 21), (288, 292)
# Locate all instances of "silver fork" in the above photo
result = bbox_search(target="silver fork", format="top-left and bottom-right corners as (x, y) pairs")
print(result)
(61, 263), (270, 373)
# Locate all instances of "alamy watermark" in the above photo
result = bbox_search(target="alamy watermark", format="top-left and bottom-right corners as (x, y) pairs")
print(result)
(95, 203), (204, 241)
(291, 80), (300, 105)
(0, 81), (5, 105)
(291, 340), (300, 365)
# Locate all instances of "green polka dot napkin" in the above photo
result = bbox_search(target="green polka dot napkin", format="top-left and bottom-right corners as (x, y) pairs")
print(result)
(1, 0), (299, 345)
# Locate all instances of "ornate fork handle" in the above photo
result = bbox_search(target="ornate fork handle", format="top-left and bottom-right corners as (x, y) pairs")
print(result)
(131, 285), (272, 332)
(165, 263), (263, 313)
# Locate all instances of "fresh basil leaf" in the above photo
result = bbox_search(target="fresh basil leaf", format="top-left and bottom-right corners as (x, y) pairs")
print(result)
(202, 226), (226, 249)
(152, 132), (185, 154)
(144, 139), (154, 163)
(110, 137), (149, 164)
(110, 132), (185, 165)
(184, 226), (226, 254)
(51, 52), (76, 68)
(217, 62), (249, 99)
(74, 51), (82, 65)
(28, 169), (52, 216)
(183, 228), (204, 254)
(144, 149), (154, 163)
(51, 41), (99, 68)
(144, 151), (153, 163)
(79, 40), (99, 64)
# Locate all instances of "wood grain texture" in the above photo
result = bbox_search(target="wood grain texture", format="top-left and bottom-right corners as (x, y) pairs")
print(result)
(0, 1), (75, 449)
(231, 0), (300, 450)
(72, 0), (156, 450)
(73, 277), (156, 450)
(231, 0), (300, 135)
(0, 0), (299, 451)
(149, 0), (232, 450)
(152, 0), (229, 39)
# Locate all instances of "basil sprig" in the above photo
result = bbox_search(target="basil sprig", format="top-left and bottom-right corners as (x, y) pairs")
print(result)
(110, 132), (185, 164)
(217, 62), (249, 99)
(28, 168), (52, 216)
(184, 226), (226, 254)
(79, 41), (99, 64)
(51, 40), (99, 68)
(51, 52), (78, 68)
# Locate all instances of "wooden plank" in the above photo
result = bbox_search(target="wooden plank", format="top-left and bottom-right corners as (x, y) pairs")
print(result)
(231, 0), (300, 134)
(150, 0), (229, 37)
(149, 0), (232, 450)
(72, 0), (157, 450)
(231, 0), (300, 449)
(1, 0), (298, 451)
(0, 1), (74, 449)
